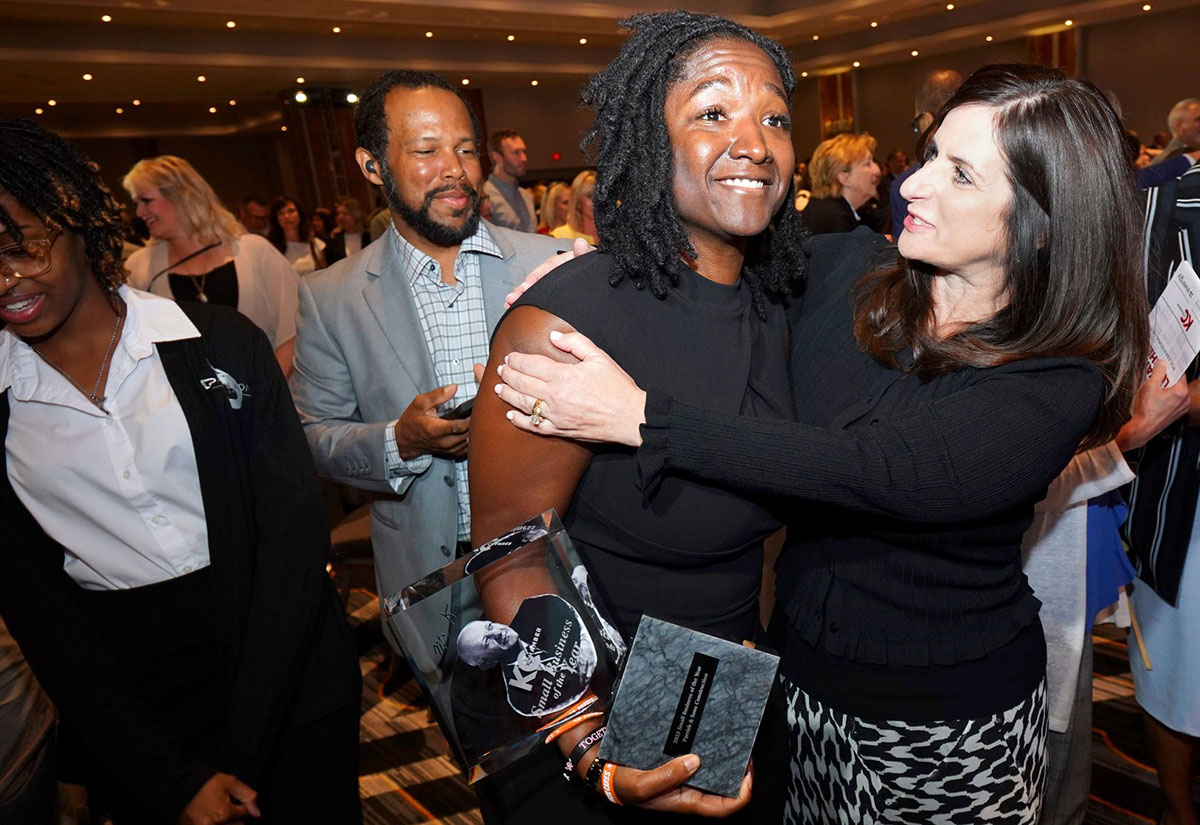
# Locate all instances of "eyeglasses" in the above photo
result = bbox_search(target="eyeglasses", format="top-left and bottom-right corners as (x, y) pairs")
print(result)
(0, 229), (60, 280)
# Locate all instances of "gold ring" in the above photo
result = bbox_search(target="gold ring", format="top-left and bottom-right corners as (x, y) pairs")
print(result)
(531, 398), (544, 418)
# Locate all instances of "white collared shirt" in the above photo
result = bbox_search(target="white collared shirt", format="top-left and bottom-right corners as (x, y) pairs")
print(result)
(1, 287), (211, 590)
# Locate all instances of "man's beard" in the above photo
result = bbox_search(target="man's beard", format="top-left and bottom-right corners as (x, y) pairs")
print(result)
(380, 161), (480, 247)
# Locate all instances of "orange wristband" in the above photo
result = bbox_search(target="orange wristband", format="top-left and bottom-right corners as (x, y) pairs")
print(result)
(600, 760), (622, 805)
(544, 711), (604, 745)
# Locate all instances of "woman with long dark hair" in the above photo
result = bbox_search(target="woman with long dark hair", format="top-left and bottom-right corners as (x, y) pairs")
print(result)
(493, 64), (1148, 823)
(0, 120), (361, 825)
(266, 197), (326, 275)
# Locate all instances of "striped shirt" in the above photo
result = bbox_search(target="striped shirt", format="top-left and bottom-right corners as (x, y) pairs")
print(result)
(382, 222), (501, 542)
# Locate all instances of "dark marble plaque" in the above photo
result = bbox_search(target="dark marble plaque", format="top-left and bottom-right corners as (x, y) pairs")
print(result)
(597, 615), (778, 797)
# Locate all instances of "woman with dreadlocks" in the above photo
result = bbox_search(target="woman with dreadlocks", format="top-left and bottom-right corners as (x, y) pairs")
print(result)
(468, 11), (805, 823)
(0, 119), (361, 825)
(495, 64), (1151, 823)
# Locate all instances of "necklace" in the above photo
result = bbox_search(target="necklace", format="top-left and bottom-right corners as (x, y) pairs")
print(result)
(148, 241), (221, 300)
(32, 300), (126, 415)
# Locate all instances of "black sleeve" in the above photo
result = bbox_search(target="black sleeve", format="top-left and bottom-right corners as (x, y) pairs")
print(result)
(215, 319), (341, 782)
(636, 359), (1102, 523)
(0, 504), (213, 819)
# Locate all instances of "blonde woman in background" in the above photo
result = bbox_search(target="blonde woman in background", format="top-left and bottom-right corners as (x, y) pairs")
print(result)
(550, 170), (597, 245)
(123, 156), (300, 376)
(800, 133), (883, 235)
(537, 182), (571, 235)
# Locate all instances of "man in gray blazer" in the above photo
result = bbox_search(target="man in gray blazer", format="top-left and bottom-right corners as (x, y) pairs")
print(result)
(289, 69), (569, 651)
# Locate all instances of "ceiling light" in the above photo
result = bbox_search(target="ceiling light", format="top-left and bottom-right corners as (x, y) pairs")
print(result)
(132, 98), (141, 105)
(801, 71), (809, 77)
(946, 3), (954, 8)
(296, 76), (305, 84)
(82, 73), (93, 81)
(101, 14), (112, 22)
(228, 99), (237, 106)
(853, 61), (861, 67)
(911, 49), (920, 56)
(35, 107), (43, 115)
(425, 31), (433, 38)
(226, 20), (236, 28)
(461, 78), (469, 85)
(812, 34), (820, 40)
(294, 91), (308, 102)
(47, 99), (57, 106)
(332, 26), (341, 33)
(281, 126), (288, 132)
(507, 34), (515, 41)
(1064, 19), (1074, 25)
(116, 107), (124, 114)
(346, 92), (359, 103)
(208, 106), (217, 113)
(579, 37), (588, 44)
(197, 75), (207, 82)
(985, 35), (994, 41)
(1142, 3), (1151, 8)
(531, 80), (539, 86)
(870, 21), (878, 27)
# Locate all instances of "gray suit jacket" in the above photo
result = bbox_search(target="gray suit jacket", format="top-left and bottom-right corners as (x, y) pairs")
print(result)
(290, 223), (571, 607)
(482, 177), (537, 233)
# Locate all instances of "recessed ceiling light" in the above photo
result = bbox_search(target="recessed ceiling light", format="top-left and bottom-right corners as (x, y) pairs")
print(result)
(281, 125), (288, 132)
(197, 75), (207, 82)
(101, 14), (112, 22)
(870, 21), (878, 27)
(346, 92), (359, 103)
(47, 99), (57, 106)
(507, 34), (515, 41)
(461, 78), (470, 85)
(531, 79), (539, 86)
(1064, 18), (1074, 25)
(946, 3), (954, 9)
(1142, 3), (1151, 8)
(116, 107), (124, 114)
(132, 98), (141, 105)
(226, 20), (236, 28)
(294, 91), (308, 102)
(801, 71), (809, 77)
(425, 31), (433, 38)
(82, 73), (93, 81)
(911, 49), (920, 56)
(208, 106), (217, 113)
(332, 26), (341, 33)
(985, 35), (994, 41)
(228, 99), (237, 106)
(579, 37), (588, 44)
(812, 34), (820, 40)
(853, 61), (861, 67)
(296, 76), (305, 84)
(35, 107), (43, 114)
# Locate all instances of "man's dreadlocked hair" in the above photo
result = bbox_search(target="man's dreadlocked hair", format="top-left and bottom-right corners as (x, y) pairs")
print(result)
(581, 11), (808, 318)
(0, 119), (126, 294)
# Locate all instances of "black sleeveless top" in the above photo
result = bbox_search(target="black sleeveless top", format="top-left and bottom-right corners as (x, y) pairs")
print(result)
(509, 251), (793, 644)
(168, 260), (239, 309)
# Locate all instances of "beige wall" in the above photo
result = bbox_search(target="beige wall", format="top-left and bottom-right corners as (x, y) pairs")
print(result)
(481, 85), (593, 178)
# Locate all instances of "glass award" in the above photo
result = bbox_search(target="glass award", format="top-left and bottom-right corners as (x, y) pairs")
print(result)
(382, 510), (627, 782)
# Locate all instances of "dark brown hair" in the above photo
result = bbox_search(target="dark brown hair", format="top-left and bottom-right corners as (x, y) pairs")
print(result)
(853, 63), (1148, 449)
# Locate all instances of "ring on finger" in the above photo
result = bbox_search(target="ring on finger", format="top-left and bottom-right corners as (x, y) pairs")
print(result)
(530, 398), (545, 427)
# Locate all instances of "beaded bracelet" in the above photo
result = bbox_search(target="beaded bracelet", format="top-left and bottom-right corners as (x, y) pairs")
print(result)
(583, 757), (608, 793)
(600, 760), (622, 806)
(562, 725), (606, 779)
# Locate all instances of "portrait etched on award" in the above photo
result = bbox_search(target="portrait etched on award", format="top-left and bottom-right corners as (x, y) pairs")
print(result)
(382, 511), (625, 782)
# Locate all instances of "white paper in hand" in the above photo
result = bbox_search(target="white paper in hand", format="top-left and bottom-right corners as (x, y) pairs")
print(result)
(1148, 260), (1200, 385)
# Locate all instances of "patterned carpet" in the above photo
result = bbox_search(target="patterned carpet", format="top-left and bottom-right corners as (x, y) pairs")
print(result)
(345, 588), (1196, 824)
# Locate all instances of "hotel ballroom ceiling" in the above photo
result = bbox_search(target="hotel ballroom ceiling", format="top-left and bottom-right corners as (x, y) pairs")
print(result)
(2, 0), (1197, 137)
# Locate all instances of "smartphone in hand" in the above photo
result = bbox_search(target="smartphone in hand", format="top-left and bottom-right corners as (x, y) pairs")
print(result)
(440, 398), (475, 420)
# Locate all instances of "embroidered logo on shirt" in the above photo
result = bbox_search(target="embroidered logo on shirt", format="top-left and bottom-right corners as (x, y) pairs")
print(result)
(200, 362), (250, 410)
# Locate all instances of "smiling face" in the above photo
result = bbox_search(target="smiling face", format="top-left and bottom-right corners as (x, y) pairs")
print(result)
(368, 85), (482, 249)
(838, 150), (881, 210)
(132, 186), (183, 240)
(664, 37), (793, 263)
(0, 193), (96, 338)
(898, 104), (1013, 284)
(276, 201), (301, 231)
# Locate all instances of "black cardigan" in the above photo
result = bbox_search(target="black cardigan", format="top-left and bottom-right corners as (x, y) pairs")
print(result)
(637, 228), (1103, 719)
(0, 302), (360, 820)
